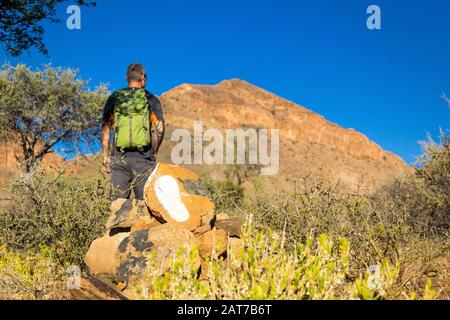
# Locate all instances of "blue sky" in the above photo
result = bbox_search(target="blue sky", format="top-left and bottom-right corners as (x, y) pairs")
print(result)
(1, 0), (449, 164)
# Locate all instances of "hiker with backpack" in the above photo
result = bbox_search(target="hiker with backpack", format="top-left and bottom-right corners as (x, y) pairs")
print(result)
(101, 63), (165, 201)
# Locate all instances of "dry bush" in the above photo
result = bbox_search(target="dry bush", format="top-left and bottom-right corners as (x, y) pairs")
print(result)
(0, 245), (69, 300)
(227, 134), (449, 298)
(199, 175), (244, 213)
(0, 173), (110, 268)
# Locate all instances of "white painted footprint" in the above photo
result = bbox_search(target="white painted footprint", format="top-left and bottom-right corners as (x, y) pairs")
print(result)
(154, 175), (190, 222)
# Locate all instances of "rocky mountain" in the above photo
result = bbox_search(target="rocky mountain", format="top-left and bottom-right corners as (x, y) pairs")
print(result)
(0, 133), (67, 191)
(0, 79), (411, 193)
(158, 79), (410, 192)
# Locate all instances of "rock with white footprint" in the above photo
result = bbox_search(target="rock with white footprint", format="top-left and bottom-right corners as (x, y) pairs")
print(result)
(144, 163), (214, 231)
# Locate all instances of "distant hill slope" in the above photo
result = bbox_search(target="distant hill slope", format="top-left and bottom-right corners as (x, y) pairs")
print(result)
(0, 79), (411, 193)
(157, 79), (410, 192)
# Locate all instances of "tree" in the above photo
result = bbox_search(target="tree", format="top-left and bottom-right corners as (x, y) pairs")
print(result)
(224, 142), (262, 186)
(0, 64), (107, 176)
(0, 0), (95, 57)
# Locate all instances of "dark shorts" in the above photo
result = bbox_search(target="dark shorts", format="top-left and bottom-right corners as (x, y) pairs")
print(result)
(110, 153), (156, 201)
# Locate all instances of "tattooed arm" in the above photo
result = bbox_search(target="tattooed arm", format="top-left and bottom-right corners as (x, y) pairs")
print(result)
(151, 116), (165, 154)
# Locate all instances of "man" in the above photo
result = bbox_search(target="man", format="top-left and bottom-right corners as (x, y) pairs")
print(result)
(101, 63), (165, 201)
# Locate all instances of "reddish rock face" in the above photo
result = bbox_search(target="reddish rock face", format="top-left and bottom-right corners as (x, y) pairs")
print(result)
(0, 133), (65, 173)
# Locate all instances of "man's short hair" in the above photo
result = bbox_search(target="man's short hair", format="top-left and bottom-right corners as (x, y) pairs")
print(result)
(126, 63), (146, 82)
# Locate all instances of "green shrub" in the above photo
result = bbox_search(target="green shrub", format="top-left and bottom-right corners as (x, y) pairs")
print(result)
(200, 175), (244, 213)
(231, 134), (449, 297)
(376, 135), (449, 239)
(0, 245), (68, 300)
(352, 259), (400, 300)
(134, 222), (410, 300)
(0, 173), (110, 268)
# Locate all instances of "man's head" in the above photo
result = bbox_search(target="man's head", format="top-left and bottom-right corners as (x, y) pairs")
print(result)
(126, 63), (147, 88)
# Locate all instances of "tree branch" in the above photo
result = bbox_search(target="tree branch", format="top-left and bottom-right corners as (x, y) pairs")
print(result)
(34, 129), (70, 161)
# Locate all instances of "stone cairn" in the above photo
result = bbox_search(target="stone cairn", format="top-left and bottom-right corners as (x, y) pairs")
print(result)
(70, 163), (243, 300)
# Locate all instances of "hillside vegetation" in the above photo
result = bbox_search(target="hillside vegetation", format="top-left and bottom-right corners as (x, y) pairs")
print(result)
(0, 134), (448, 300)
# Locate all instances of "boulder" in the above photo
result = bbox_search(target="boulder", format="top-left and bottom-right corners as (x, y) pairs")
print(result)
(196, 228), (227, 259)
(144, 163), (215, 231)
(105, 198), (151, 231)
(152, 163), (200, 181)
(216, 212), (230, 221)
(84, 232), (130, 276)
(69, 276), (128, 300)
(214, 217), (243, 238)
(109, 198), (128, 215)
(193, 224), (213, 237)
(130, 216), (161, 233)
(115, 223), (198, 286)
(192, 212), (214, 236)
(201, 212), (216, 225)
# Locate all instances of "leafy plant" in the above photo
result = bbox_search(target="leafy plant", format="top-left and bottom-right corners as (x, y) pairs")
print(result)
(0, 245), (68, 300)
(0, 173), (110, 268)
(0, 63), (107, 175)
(134, 220), (399, 300)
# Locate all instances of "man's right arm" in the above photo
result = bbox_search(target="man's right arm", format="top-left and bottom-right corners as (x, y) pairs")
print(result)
(101, 95), (115, 173)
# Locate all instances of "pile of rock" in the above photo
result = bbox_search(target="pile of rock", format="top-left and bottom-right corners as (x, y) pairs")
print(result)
(83, 163), (243, 299)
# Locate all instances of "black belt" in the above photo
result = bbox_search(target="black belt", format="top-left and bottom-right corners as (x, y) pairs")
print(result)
(116, 145), (151, 153)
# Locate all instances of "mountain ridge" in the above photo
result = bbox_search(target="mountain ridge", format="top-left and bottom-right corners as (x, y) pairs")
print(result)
(158, 78), (410, 192)
(0, 78), (411, 193)
(165, 78), (405, 161)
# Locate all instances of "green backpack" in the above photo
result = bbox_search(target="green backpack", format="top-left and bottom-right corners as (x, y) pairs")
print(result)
(113, 89), (151, 149)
